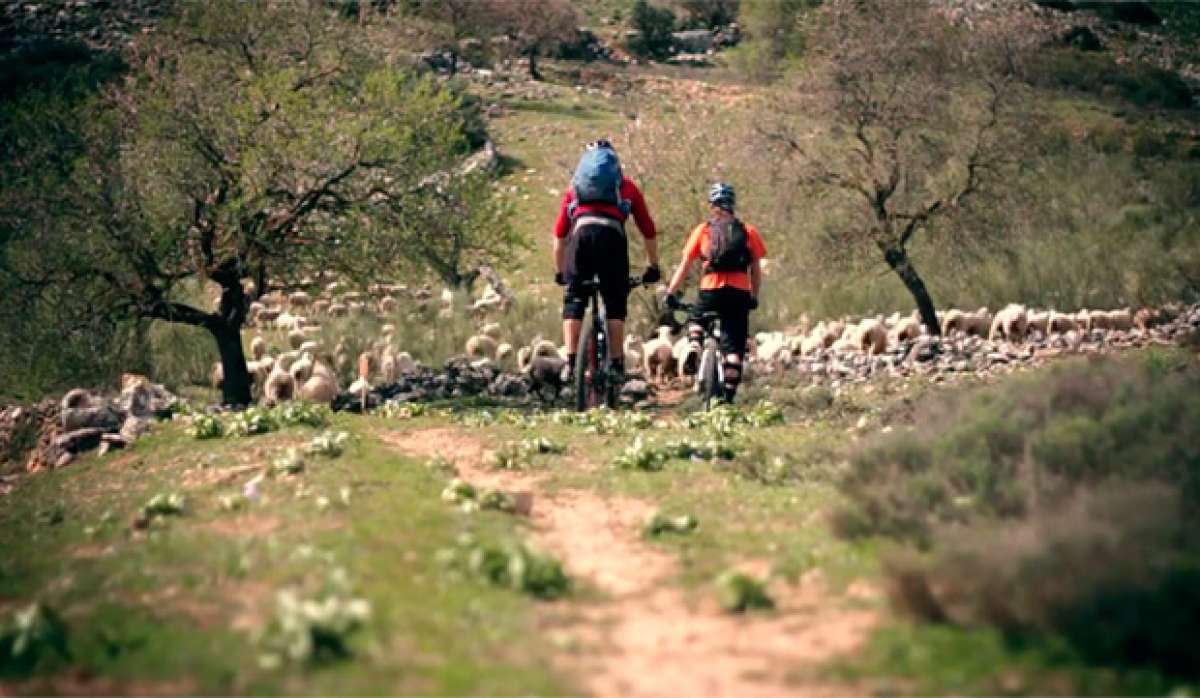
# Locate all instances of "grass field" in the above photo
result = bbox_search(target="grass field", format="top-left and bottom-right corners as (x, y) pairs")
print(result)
(5, 353), (1197, 695)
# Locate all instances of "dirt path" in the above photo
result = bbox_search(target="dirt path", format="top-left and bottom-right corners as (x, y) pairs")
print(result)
(380, 426), (877, 697)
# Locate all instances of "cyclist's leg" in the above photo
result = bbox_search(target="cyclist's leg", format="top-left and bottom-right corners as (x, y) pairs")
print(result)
(595, 226), (630, 375)
(684, 290), (718, 375)
(717, 288), (752, 402)
(562, 226), (598, 373)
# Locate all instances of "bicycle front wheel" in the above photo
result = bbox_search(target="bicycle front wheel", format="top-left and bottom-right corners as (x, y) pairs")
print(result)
(701, 345), (722, 411)
(573, 320), (597, 412)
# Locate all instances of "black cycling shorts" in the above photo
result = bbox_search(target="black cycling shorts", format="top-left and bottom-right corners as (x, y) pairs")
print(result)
(562, 222), (630, 321)
(690, 286), (753, 357)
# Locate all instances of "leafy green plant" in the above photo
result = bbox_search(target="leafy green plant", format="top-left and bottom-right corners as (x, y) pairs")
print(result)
(0, 603), (69, 675)
(273, 402), (330, 429)
(440, 536), (569, 599)
(188, 414), (224, 439)
(716, 571), (775, 613)
(613, 437), (670, 471)
(379, 401), (427, 419)
(272, 449), (305, 476)
(519, 437), (566, 455)
(303, 431), (349, 458)
(226, 407), (279, 437)
(492, 443), (529, 470)
(257, 584), (371, 668)
(644, 512), (698, 538)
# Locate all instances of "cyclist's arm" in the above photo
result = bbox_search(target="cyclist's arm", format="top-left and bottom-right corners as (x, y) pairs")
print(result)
(643, 236), (659, 268)
(666, 256), (692, 296)
(554, 236), (567, 275)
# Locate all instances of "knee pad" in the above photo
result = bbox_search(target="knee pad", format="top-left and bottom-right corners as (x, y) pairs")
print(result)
(723, 355), (742, 383)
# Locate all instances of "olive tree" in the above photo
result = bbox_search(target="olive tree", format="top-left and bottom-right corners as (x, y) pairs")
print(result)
(760, 0), (1038, 334)
(0, 1), (504, 404)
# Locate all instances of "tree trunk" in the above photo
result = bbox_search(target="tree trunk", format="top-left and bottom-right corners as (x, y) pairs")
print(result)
(527, 48), (542, 81)
(883, 245), (940, 336)
(211, 320), (252, 406)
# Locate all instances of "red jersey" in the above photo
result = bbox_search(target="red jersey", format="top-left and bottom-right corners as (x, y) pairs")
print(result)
(553, 176), (657, 240)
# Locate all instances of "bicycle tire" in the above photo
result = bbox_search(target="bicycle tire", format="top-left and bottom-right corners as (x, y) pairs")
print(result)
(701, 345), (722, 411)
(573, 320), (597, 412)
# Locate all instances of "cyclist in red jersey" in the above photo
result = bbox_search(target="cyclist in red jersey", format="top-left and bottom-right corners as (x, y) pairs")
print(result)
(553, 139), (660, 383)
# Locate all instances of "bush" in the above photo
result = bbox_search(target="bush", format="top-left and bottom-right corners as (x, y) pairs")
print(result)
(627, 0), (676, 59)
(833, 355), (1200, 545)
(886, 484), (1200, 680)
(839, 354), (1200, 680)
(1025, 47), (1193, 110)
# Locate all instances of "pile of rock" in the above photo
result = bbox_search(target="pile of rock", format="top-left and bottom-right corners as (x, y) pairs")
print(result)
(17, 378), (178, 471)
(332, 356), (651, 412)
(781, 303), (1200, 388)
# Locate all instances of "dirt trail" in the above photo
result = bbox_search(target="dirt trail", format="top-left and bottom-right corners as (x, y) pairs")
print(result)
(381, 426), (877, 697)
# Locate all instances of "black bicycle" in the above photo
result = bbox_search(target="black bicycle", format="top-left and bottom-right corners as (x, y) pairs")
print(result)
(573, 275), (644, 412)
(670, 298), (725, 411)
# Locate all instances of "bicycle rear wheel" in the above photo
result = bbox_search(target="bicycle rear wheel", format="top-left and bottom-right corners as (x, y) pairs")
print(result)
(701, 345), (722, 411)
(573, 320), (598, 412)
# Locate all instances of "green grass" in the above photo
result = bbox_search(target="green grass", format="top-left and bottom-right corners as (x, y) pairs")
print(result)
(0, 415), (566, 695)
(5, 355), (1198, 694)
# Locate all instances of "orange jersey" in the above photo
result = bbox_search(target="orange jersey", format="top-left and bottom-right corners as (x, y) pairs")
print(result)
(681, 220), (767, 292)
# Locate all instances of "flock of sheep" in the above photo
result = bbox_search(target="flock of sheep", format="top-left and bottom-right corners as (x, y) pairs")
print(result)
(211, 277), (1170, 405)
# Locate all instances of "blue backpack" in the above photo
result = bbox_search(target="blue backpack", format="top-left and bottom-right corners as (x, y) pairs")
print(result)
(568, 148), (630, 218)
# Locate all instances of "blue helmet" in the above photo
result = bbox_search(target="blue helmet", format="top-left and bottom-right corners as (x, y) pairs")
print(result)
(708, 182), (735, 212)
(586, 138), (615, 152)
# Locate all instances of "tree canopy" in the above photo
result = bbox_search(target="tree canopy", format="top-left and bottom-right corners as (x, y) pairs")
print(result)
(0, 0), (513, 404)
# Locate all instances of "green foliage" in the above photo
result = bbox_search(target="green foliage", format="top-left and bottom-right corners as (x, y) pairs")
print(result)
(613, 436), (672, 471)
(726, 0), (817, 81)
(257, 583), (371, 668)
(189, 403), (330, 440)
(303, 431), (350, 458)
(188, 414), (224, 439)
(1025, 47), (1193, 110)
(886, 483), (1200, 681)
(715, 571), (774, 613)
(627, 0), (677, 59)
(0, 603), (70, 676)
(643, 511), (698, 537)
(833, 354), (1200, 544)
(441, 536), (570, 599)
(678, 0), (739, 29)
(1, 1), (513, 403)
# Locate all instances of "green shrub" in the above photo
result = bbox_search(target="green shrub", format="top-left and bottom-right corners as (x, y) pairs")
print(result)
(627, 0), (676, 59)
(0, 603), (69, 676)
(1026, 47), (1193, 110)
(715, 571), (775, 613)
(257, 585), (371, 668)
(834, 355), (1200, 544)
(886, 484), (1200, 680)
(440, 536), (570, 599)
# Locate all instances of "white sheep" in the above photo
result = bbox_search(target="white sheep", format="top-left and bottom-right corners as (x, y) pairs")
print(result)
(289, 291), (311, 310)
(250, 335), (268, 361)
(496, 342), (515, 366)
(622, 335), (642, 372)
(1026, 309), (1050, 336)
(1047, 310), (1078, 334)
(642, 327), (676, 386)
(287, 329), (305, 350)
(379, 297), (398, 315)
(855, 318), (889, 355)
(481, 322), (503, 341)
(988, 303), (1028, 343)
(262, 363), (296, 406)
(465, 334), (498, 360)
(672, 335), (699, 382)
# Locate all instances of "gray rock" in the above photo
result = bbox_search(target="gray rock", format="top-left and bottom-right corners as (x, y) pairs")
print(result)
(54, 427), (104, 453)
